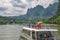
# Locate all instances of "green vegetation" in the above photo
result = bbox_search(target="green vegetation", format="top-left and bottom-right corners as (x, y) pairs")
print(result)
(0, 16), (24, 24)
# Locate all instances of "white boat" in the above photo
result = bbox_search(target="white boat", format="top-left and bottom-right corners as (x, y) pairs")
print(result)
(19, 23), (58, 40)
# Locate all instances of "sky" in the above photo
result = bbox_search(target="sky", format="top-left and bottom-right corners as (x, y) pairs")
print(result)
(0, 0), (58, 16)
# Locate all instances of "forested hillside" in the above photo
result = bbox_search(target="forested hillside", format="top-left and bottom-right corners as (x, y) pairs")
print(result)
(0, 16), (23, 24)
(18, 2), (57, 22)
(44, 0), (60, 24)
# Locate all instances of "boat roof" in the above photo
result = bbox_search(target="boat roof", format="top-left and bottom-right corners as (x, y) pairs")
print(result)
(23, 27), (58, 31)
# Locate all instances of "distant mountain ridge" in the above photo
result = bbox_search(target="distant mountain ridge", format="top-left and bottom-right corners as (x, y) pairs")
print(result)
(7, 2), (58, 22)
(17, 2), (58, 21)
(43, 3), (58, 17)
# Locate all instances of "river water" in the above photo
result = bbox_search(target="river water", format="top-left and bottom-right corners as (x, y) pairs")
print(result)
(0, 24), (23, 40)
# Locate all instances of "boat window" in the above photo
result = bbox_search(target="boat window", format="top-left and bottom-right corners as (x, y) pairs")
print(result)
(22, 29), (30, 35)
(32, 31), (54, 40)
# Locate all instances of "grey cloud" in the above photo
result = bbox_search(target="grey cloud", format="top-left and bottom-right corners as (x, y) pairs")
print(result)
(14, 9), (23, 12)
(13, 4), (26, 9)
(11, 0), (27, 9)
(14, 0), (22, 3)
(0, 0), (57, 16)
(26, 0), (39, 3)
(26, 0), (34, 2)
(0, 7), (7, 11)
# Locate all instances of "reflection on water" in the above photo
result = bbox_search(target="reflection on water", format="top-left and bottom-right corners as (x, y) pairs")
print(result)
(0, 24), (23, 40)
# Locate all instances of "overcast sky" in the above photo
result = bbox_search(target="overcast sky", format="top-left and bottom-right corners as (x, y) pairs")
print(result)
(0, 0), (58, 16)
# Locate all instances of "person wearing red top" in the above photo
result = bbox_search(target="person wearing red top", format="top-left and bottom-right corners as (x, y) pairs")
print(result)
(32, 22), (42, 29)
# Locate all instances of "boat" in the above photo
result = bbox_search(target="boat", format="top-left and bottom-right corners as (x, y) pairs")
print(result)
(19, 22), (58, 40)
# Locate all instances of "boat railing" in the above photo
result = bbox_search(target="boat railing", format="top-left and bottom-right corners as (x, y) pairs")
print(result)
(23, 24), (58, 29)
(20, 33), (30, 40)
(21, 32), (33, 40)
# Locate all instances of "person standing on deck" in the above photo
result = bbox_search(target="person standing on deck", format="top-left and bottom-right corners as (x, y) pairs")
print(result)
(35, 22), (43, 29)
(32, 22), (43, 29)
